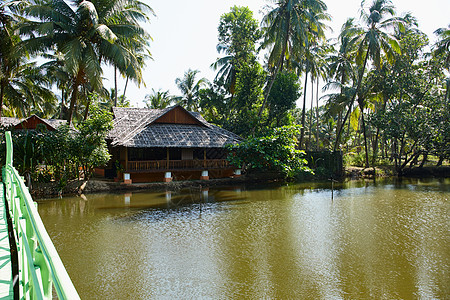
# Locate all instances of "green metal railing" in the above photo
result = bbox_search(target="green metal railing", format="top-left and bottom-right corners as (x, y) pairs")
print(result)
(2, 131), (80, 299)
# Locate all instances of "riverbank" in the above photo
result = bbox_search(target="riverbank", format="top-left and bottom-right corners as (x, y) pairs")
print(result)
(30, 165), (449, 198)
(32, 176), (251, 199)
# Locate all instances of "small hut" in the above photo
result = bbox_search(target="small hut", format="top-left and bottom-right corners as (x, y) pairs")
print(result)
(0, 115), (67, 131)
(104, 105), (242, 183)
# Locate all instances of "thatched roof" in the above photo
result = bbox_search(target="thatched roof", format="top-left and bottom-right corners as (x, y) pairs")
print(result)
(0, 115), (67, 130)
(109, 106), (241, 148)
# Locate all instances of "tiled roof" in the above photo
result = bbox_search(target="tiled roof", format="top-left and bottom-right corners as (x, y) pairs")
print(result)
(109, 106), (241, 148)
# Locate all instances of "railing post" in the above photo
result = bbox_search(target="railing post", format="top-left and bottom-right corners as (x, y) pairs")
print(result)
(34, 246), (52, 298)
(5, 131), (13, 167)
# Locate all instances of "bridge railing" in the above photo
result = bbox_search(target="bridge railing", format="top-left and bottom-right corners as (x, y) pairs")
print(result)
(2, 131), (80, 299)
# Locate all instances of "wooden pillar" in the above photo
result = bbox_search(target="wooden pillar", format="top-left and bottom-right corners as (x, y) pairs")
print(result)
(166, 148), (170, 169)
(124, 147), (128, 171)
(203, 148), (206, 168)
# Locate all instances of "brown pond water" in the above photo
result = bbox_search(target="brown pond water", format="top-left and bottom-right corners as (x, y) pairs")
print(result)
(37, 178), (449, 299)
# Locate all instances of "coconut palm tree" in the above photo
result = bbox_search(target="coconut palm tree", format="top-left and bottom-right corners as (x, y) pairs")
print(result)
(175, 69), (208, 112)
(259, 0), (329, 122)
(144, 89), (174, 109)
(0, 2), (57, 119)
(211, 44), (236, 96)
(299, 41), (328, 148)
(434, 25), (450, 70)
(83, 0), (154, 107)
(20, 0), (152, 124)
(333, 0), (404, 167)
(326, 19), (357, 147)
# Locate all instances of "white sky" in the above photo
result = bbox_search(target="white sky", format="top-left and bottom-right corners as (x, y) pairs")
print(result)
(109, 0), (450, 108)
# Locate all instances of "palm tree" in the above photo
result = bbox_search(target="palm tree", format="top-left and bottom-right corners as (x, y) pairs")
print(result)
(434, 25), (450, 104)
(0, 2), (57, 119)
(333, 0), (404, 167)
(299, 41), (328, 148)
(211, 44), (236, 96)
(144, 89), (174, 109)
(259, 0), (329, 122)
(434, 25), (450, 70)
(20, 0), (152, 124)
(84, 0), (154, 106)
(175, 69), (208, 111)
(326, 19), (357, 147)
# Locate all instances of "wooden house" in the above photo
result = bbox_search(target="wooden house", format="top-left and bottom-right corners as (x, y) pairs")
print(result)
(0, 115), (67, 131)
(104, 105), (242, 183)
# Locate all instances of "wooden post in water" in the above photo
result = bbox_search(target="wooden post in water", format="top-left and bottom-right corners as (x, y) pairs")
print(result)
(330, 175), (334, 201)
(331, 179), (334, 200)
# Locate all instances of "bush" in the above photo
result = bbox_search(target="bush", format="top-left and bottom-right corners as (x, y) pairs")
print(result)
(227, 125), (312, 179)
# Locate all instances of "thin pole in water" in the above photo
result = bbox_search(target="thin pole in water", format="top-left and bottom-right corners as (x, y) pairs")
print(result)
(331, 179), (334, 200)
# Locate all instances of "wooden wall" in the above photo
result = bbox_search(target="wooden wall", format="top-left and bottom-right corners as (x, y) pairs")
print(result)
(153, 106), (203, 125)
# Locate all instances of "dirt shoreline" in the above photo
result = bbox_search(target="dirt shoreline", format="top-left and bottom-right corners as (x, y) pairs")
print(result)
(30, 166), (449, 199)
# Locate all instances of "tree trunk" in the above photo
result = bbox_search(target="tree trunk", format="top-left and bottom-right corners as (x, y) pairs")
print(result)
(346, 104), (352, 152)
(84, 95), (90, 120)
(122, 76), (129, 104)
(358, 99), (369, 168)
(299, 69), (309, 148)
(308, 76), (314, 151)
(60, 87), (66, 119)
(419, 153), (427, 167)
(372, 94), (388, 167)
(0, 82), (4, 121)
(256, 18), (290, 122)
(436, 156), (444, 167)
(114, 67), (118, 107)
(67, 82), (79, 125)
(334, 47), (370, 151)
(316, 79), (319, 150)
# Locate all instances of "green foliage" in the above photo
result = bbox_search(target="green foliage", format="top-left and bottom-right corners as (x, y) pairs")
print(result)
(73, 105), (113, 178)
(227, 125), (312, 179)
(0, 106), (113, 187)
(144, 89), (174, 109)
(206, 6), (268, 137)
(228, 60), (266, 137)
(175, 69), (208, 111)
(267, 71), (300, 127)
(218, 6), (261, 62)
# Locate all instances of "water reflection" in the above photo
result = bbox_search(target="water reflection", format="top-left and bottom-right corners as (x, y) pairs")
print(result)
(37, 179), (450, 299)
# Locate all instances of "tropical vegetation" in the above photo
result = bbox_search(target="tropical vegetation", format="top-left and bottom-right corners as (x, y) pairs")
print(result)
(0, 0), (448, 180)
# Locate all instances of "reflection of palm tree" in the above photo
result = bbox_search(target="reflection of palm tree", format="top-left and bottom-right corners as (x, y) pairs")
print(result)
(175, 69), (208, 112)
(333, 0), (404, 167)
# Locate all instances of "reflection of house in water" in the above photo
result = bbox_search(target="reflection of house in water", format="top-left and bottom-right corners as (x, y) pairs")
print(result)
(102, 105), (242, 183)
